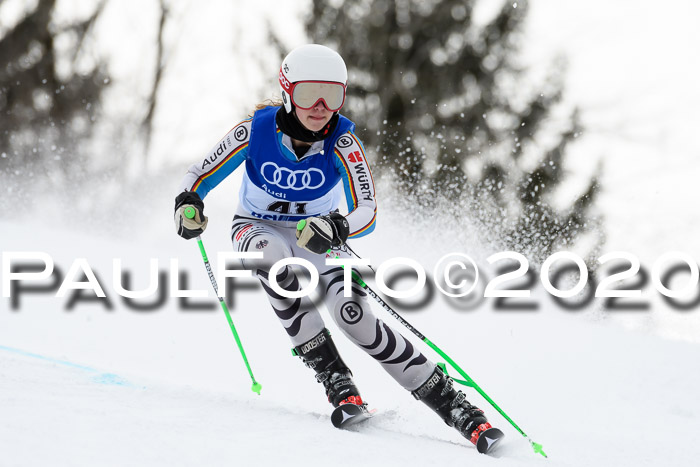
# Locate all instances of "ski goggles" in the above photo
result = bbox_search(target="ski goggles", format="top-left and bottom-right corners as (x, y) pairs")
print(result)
(283, 79), (347, 112)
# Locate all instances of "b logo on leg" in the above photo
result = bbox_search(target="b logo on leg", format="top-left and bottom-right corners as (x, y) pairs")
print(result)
(340, 301), (363, 325)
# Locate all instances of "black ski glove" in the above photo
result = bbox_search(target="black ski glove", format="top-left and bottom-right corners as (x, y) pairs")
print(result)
(296, 212), (349, 254)
(174, 191), (208, 240)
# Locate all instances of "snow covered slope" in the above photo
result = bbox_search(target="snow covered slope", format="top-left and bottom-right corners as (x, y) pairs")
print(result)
(2, 217), (699, 467)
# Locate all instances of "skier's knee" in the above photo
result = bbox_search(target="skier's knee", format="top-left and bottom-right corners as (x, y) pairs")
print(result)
(330, 298), (376, 342)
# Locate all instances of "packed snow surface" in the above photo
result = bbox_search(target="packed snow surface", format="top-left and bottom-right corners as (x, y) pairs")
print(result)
(2, 219), (699, 467)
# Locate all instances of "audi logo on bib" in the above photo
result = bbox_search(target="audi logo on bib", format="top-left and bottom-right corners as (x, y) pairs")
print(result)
(261, 162), (326, 190)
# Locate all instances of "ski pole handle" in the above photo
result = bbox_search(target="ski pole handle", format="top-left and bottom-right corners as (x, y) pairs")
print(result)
(184, 206), (196, 219)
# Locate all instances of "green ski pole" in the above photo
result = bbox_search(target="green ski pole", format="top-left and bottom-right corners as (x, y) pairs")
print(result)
(310, 234), (546, 458)
(184, 206), (262, 395)
(351, 271), (545, 457)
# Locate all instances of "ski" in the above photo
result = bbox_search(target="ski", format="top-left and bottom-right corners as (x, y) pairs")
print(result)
(331, 403), (373, 429)
(330, 403), (503, 455)
(475, 427), (505, 455)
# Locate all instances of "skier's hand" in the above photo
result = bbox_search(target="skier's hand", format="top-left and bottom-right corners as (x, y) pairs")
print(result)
(296, 212), (349, 254)
(174, 191), (208, 240)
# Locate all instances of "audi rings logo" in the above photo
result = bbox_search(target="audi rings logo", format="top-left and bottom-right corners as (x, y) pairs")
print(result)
(261, 162), (325, 190)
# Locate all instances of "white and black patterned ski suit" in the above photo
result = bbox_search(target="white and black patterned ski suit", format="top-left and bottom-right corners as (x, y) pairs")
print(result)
(179, 106), (435, 391)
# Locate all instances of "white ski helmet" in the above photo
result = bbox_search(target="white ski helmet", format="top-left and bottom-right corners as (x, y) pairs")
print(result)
(279, 44), (348, 113)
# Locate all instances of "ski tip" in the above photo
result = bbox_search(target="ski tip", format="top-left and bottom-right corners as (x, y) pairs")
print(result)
(331, 403), (372, 429)
(476, 427), (505, 455)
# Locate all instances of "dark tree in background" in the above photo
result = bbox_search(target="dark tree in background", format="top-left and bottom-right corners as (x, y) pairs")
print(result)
(306, 0), (602, 260)
(0, 0), (107, 203)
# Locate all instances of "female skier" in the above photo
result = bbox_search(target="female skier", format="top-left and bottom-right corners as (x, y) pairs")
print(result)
(174, 44), (501, 452)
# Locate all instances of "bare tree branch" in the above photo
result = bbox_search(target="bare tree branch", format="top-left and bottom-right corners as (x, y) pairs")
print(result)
(143, 0), (168, 162)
